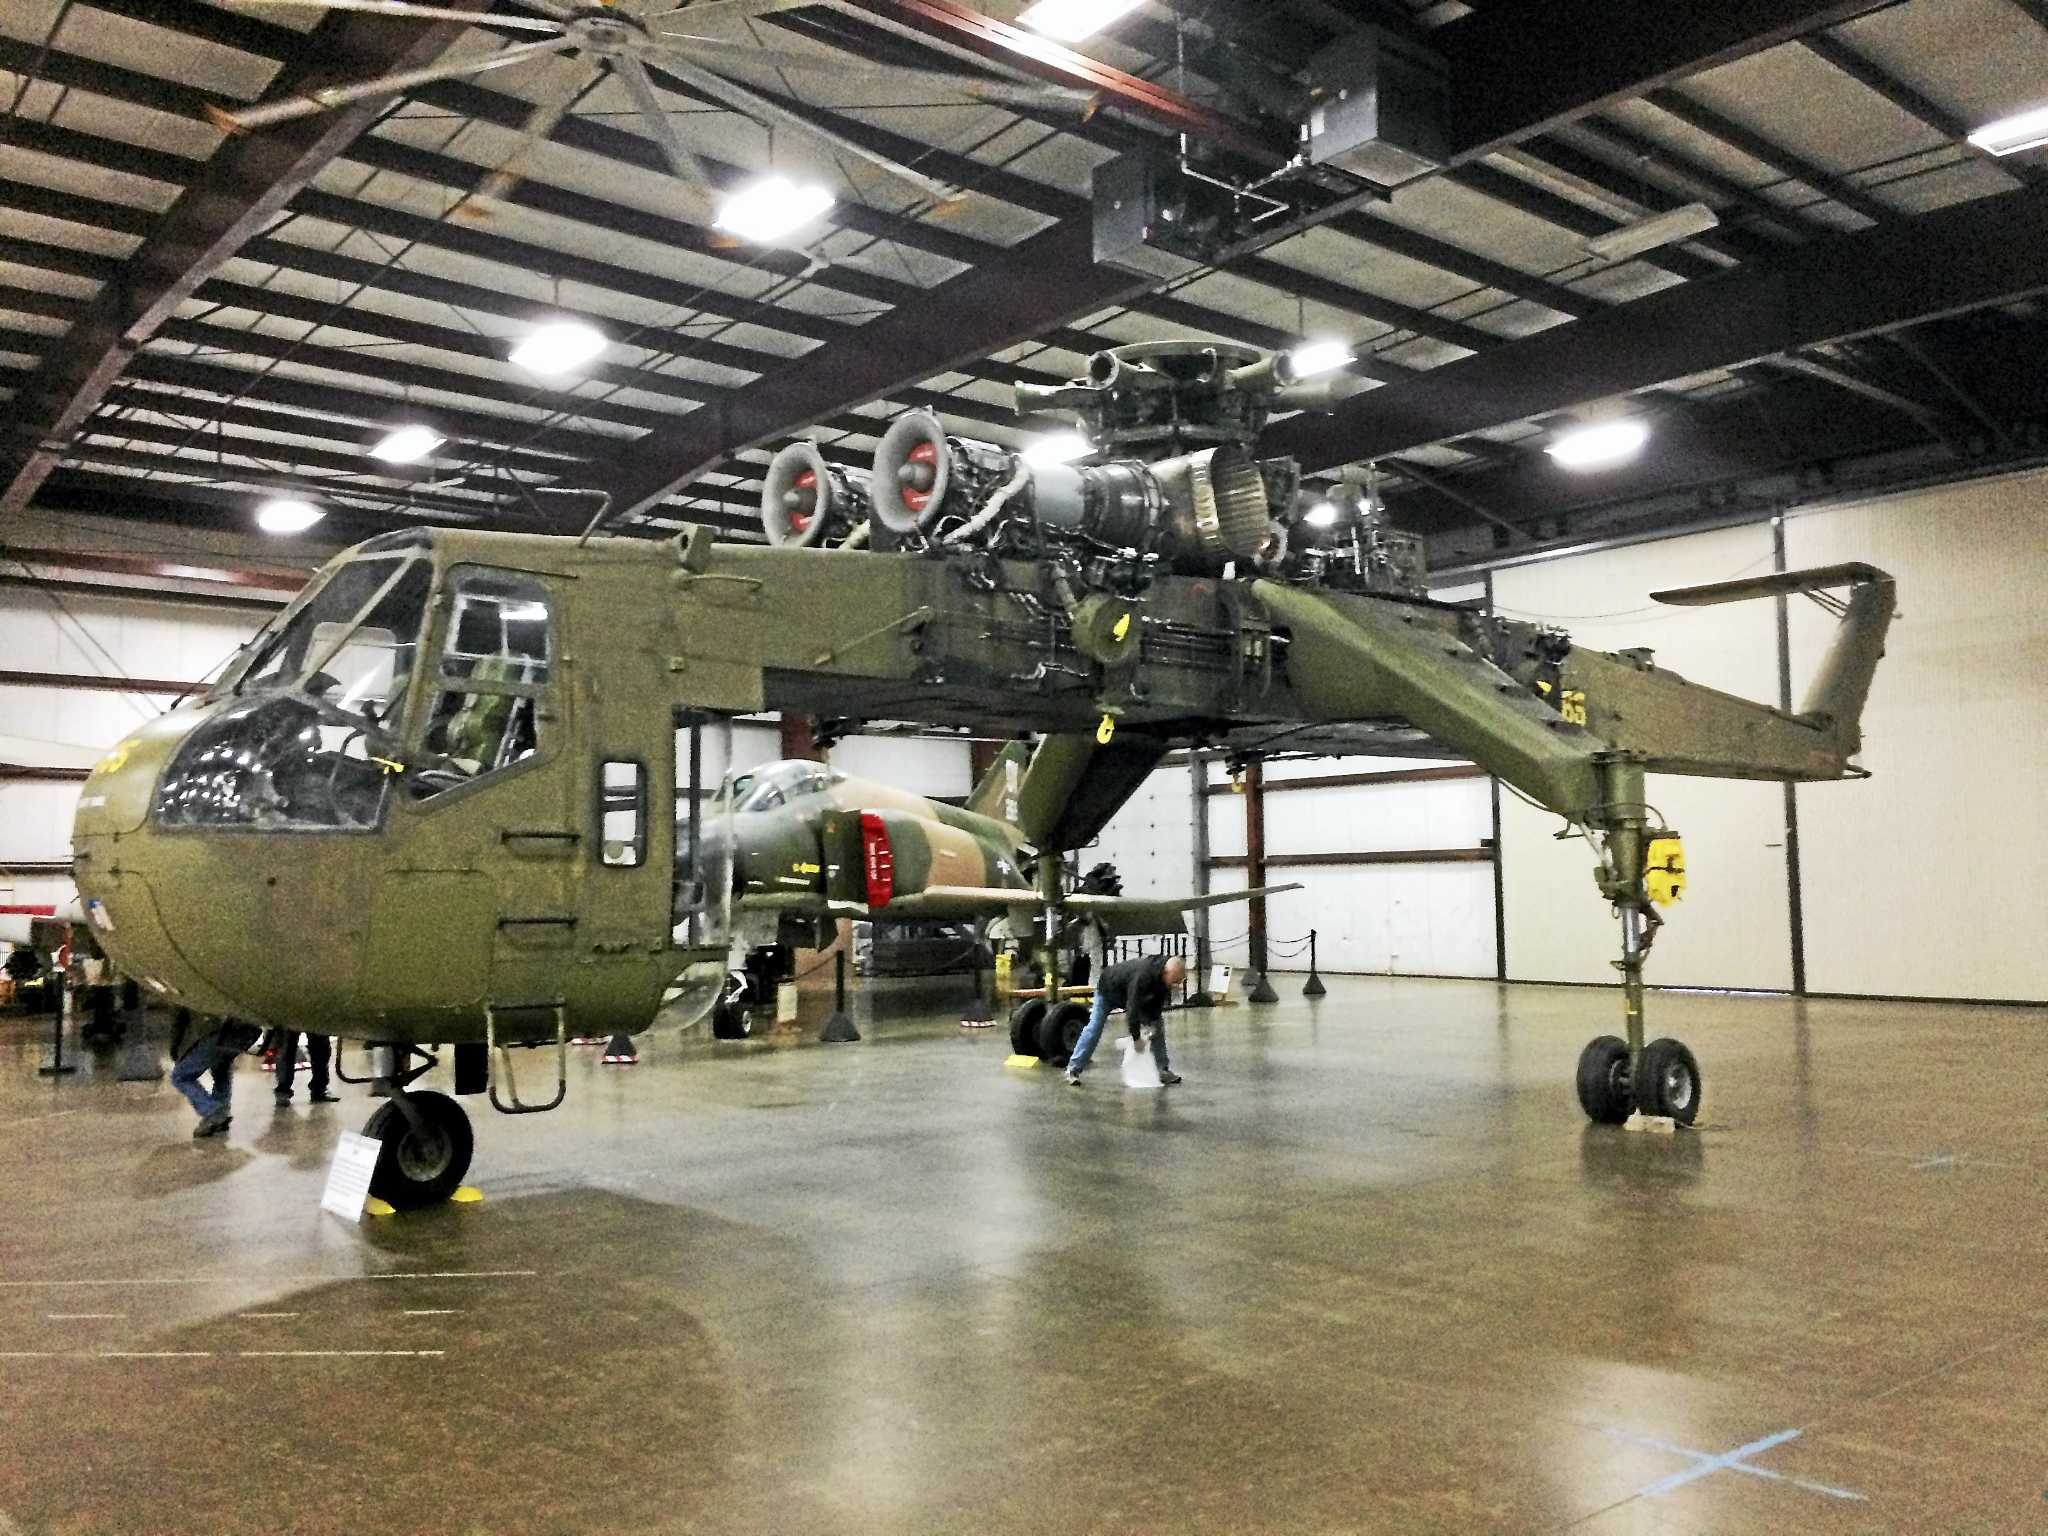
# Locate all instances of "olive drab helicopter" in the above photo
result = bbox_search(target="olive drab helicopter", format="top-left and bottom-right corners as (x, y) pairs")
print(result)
(699, 745), (1295, 1043)
(72, 339), (1895, 1208)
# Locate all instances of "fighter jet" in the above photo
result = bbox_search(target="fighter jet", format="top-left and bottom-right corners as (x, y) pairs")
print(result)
(703, 743), (1293, 1045)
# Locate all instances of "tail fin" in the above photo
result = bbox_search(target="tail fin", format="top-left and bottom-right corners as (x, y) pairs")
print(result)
(965, 740), (1031, 827)
(1653, 562), (1896, 757)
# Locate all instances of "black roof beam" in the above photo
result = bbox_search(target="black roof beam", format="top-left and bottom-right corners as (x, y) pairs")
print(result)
(1264, 184), (2048, 470)
(1644, 88), (1895, 226)
(1799, 32), (2047, 189)
(1, 1), (496, 520)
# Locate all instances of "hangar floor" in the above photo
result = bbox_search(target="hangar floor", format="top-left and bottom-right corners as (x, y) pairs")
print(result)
(0, 976), (2041, 1535)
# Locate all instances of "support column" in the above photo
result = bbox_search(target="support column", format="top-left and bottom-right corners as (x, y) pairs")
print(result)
(1243, 758), (1278, 1004)
(779, 713), (825, 762)
(1772, 515), (1809, 996)
(1187, 751), (1214, 1006)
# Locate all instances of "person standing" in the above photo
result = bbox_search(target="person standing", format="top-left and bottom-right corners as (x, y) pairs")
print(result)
(170, 1017), (262, 1138)
(272, 1029), (336, 1106)
(1065, 953), (1186, 1087)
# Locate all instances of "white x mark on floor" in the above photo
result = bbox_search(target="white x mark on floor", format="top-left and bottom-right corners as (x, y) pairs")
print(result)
(1603, 1426), (1865, 1502)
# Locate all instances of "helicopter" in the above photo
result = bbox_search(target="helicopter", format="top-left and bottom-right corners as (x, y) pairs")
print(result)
(70, 340), (1894, 1208)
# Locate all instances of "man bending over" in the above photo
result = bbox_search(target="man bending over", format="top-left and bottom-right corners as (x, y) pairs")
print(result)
(1065, 953), (1186, 1087)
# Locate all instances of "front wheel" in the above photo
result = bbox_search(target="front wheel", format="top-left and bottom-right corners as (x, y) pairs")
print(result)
(1007, 999), (1047, 1058)
(1575, 1035), (1634, 1125)
(710, 971), (754, 1039)
(363, 1090), (474, 1210)
(1636, 1037), (1703, 1126)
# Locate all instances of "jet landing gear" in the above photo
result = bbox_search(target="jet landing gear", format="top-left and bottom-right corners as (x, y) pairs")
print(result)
(1573, 760), (1703, 1128)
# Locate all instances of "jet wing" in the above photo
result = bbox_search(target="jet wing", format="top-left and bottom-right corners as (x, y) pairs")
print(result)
(906, 882), (1303, 937)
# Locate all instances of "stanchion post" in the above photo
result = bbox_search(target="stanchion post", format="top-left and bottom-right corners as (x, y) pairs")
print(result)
(819, 948), (860, 1042)
(1302, 928), (1327, 997)
(961, 946), (993, 1028)
(38, 994), (75, 1077)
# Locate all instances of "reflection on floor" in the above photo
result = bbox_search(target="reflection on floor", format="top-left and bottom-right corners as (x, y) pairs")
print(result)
(1, 976), (2043, 1535)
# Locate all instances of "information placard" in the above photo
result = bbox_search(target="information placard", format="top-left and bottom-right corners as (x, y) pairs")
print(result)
(321, 1131), (381, 1222)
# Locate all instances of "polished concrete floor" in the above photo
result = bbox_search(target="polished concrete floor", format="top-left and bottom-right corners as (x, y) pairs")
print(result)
(1, 976), (2043, 1535)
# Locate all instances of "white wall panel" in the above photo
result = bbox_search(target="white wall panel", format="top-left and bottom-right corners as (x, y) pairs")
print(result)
(1089, 762), (1198, 899)
(1493, 523), (1794, 990)
(1786, 474), (2048, 1001)
(828, 734), (971, 799)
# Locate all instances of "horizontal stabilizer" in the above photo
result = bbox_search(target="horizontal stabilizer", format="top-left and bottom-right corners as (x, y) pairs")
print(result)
(1651, 561), (1889, 607)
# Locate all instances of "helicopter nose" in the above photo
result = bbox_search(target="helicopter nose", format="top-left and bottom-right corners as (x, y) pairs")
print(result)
(70, 704), (377, 1027)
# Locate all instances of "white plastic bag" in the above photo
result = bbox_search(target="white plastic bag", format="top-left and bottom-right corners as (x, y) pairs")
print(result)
(1118, 1031), (1163, 1089)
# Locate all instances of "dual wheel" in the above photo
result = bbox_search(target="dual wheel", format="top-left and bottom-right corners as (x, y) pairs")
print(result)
(1007, 999), (1091, 1067)
(1576, 1035), (1702, 1126)
(362, 1090), (475, 1210)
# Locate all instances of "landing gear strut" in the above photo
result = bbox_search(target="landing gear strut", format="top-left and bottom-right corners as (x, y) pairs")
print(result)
(1575, 757), (1703, 1127)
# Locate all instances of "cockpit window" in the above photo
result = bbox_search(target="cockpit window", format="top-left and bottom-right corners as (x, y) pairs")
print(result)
(412, 570), (553, 800)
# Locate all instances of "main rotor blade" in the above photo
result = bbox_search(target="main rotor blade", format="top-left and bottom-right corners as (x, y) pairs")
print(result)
(643, 46), (958, 202)
(230, 0), (563, 32)
(469, 61), (593, 205)
(214, 35), (577, 130)
(609, 53), (718, 199)
(655, 33), (1101, 112)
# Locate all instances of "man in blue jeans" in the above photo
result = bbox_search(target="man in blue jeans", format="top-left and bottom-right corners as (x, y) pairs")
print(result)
(1065, 953), (1187, 1087)
(170, 1017), (262, 1138)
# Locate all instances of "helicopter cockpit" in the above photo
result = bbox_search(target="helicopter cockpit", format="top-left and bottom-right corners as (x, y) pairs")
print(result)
(151, 547), (554, 832)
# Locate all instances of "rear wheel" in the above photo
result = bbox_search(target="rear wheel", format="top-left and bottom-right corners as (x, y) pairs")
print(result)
(1575, 1035), (1633, 1125)
(1635, 1037), (1703, 1125)
(1039, 1001), (1091, 1067)
(1007, 999), (1047, 1058)
(710, 971), (753, 1039)
(363, 1091), (473, 1210)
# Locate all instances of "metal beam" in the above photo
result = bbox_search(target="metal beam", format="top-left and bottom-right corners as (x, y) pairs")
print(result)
(828, 0), (1286, 161)
(603, 218), (1157, 516)
(1266, 185), (2048, 471)
(0, 0), (495, 519)
(1434, 0), (1901, 161)
(0, 545), (306, 592)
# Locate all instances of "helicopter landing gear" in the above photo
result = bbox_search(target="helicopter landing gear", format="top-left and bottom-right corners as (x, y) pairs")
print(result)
(362, 1090), (474, 1210)
(711, 971), (754, 1039)
(1576, 758), (1702, 1128)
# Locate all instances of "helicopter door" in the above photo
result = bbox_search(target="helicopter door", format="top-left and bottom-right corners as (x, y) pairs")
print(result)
(371, 568), (575, 1033)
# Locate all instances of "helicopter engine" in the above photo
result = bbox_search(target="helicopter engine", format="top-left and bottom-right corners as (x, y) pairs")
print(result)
(759, 441), (870, 548)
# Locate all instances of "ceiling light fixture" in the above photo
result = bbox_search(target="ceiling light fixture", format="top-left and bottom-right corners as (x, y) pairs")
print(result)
(1546, 419), (1650, 470)
(1967, 104), (2048, 155)
(510, 321), (606, 377)
(1583, 202), (1720, 262)
(1022, 431), (1093, 467)
(1304, 500), (1341, 529)
(256, 497), (324, 535)
(1019, 0), (1146, 43)
(714, 177), (836, 244)
(1288, 339), (1354, 379)
(370, 424), (445, 464)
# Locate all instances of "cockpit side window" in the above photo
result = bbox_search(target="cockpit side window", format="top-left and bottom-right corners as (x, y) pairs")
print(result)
(412, 570), (554, 801)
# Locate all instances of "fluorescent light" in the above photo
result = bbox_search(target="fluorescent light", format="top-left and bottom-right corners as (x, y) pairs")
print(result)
(1020, 0), (1145, 42)
(1288, 339), (1353, 379)
(1023, 431), (1092, 467)
(1304, 500), (1340, 529)
(1546, 419), (1650, 470)
(510, 321), (606, 377)
(1968, 104), (2048, 155)
(714, 177), (835, 243)
(1584, 202), (1720, 262)
(370, 424), (445, 465)
(256, 498), (324, 535)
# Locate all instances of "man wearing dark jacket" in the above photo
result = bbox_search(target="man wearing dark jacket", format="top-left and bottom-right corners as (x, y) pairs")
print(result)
(1065, 953), (1186, 1086)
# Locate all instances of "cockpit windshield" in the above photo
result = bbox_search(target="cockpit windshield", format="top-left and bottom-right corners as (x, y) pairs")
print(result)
(231, 556), (432, 736)
(157, 556), (434, 832)
(719, 761), (838, 814)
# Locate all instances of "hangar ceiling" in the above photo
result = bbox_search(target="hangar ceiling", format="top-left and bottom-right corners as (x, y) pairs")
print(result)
(3, 0), (2047, 572)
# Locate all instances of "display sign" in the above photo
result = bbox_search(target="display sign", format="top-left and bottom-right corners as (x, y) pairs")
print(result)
(321, 1131), (381, 1222)
(1209, 964), (1233, 998)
